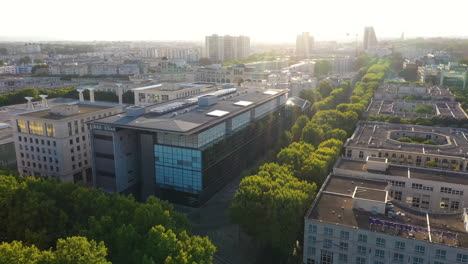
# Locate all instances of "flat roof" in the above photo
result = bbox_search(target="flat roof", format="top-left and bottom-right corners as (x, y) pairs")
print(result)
(366, 99), (468, 119)
(307, 174), (468, 248)
(354, 187), (387, 202)
(336, 158), (468, 185)
(16, 103), (117, 120)
(345, 121), (468, 158)
(91, 87), (288, 134)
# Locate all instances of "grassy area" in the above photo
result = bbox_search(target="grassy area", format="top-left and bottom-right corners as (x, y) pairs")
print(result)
(396, 135), (439, 145)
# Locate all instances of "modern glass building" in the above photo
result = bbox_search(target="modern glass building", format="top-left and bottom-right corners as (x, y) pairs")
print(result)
(90, 86), (294, 206)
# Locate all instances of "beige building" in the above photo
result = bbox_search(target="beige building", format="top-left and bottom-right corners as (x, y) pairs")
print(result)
(9, 97), (124, 183)
(344, 121), (468, 171)
(304, 157), (468, 264)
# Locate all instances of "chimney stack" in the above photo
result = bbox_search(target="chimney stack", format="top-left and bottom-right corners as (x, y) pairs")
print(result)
(25, 97), (34, 110)
(87, 88), (95, 103)
(39, 94), (48, 107)
(77, 89), (85, 102)
(116, 83), (123, 105)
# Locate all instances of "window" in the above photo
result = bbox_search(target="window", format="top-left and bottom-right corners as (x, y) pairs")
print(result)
(413, 257), (424, 264)
(307, 246), (315, 256)
(324, 227), (333, 236)
(451, 201), (460, 210)
(393, 253), (404, 263)
(440, 198), (449, 209)
(375, 249), (385, 258)
(307, 236), (316, 244)
(393, 191), (402, 201)
(340, 231), (349, 240)
(70, 139), (73, 144)
(357, 245), (366, 255)
(436, 249), (446, 259)
(415, 245), (425, 254)
(29, 121), (44, 135)
(457, 253), (468, 263)
(359, 151), (364, 158)
(358, 234), (367, 243)
(373, 261), (384, 264)
(376, 237), (385, 247)
(306, 258), (315, 264)
(339, 242), (348, 251)
(46, 123), (55, 137)
(338, 253), (347, 263)
(308, 225), (317, 233)
(395, 241), (405, 250)
(355, 257), (365, 264)
(323, 239), (332, 248)
(347, 150), (352, 157)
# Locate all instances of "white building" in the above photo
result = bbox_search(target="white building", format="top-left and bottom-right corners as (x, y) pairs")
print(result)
(304, 157), (468, 264)
(9, 96), (124, 183)
(132, 83), (214, 105)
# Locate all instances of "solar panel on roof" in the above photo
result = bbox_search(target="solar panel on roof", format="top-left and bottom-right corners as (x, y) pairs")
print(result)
(206, 110), (229, 117)
(234, 101), (253, 107)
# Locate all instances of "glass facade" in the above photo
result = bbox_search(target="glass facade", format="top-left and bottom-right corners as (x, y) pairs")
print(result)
(231, 111), (251, 131)
(155, 145), (202, 193)
(29, 121), (44, 135)
(198, 123), (226, 148)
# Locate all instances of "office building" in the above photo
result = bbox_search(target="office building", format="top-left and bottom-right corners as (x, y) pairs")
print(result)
(89, 86), (291, 205)
(9, 94), (124, 183)
(304, 156), (468, 264)
(343, 121), (468, 171)
(296, 32), (314, 59)
(205, 34), (250, 63)
(363, 27), (378, 50)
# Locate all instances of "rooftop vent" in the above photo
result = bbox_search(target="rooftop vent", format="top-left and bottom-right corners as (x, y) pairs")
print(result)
(125, 105), (146, 117)
(198, 95), (217, 106)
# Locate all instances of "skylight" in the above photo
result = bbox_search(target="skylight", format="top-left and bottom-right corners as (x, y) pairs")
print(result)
(234, 101), (253, 107)
(206, 110), (230, 117)
(263, 90), (279, 95)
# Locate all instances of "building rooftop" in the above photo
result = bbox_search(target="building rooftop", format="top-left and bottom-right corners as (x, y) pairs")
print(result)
(345, 121), (468, 158)
(14, 101), (120, 121)
(366, 99), (468, 119)
(374, 83), (455, 100)
(91, 87), (288, 135)
(307, 174), (468, 248)
(335, 158), (468, 185)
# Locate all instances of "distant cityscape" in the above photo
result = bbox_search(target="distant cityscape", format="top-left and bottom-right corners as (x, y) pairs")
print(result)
(1, 25), (468, 264)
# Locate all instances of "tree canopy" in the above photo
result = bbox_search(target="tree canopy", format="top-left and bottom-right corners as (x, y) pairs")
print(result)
(0, 174), (216, 264)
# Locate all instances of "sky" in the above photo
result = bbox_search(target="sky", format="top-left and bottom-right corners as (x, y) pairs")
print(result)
(3, 0), (468, 42)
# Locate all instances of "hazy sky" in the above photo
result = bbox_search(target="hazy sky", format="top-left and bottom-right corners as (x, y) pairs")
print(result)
(3, 0), (468, 42)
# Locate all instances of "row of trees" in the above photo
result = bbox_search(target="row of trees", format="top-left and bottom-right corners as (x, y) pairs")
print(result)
(0, 174), (216, 264)
(0, 87), (134, 107)
(229, 57), (390, 262)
